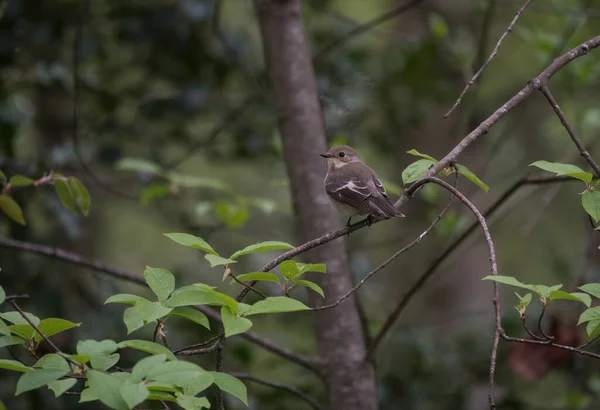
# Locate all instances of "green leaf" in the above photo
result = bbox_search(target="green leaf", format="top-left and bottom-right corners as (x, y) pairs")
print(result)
(429, 12), (449, 38)
(54, 179), (77, 214)
(167, 308), (210, 330)
(0, 335), (26, 348)
(221, 306), (252, 337)
(115, 157), (163, 175)
(514, 292), (532, 312)
(402, 159), (435, 185)
(456, 164), (489, 192)
(210, 372), (248, 406)
(406, 149), (438, 162)
(179, 373), (214, 396)
(376, 177), (403, 196)
(77, 340), (120, 371)
(0, 311), (40, 326)
(205, 254), (237, 268)
(0, 169), (6, 183)
(117, 340), (176, 361)
(9, 175), (34, 187)
(292, 280), (324, 297)
(279, 260), (300, 280)
(230, 241), (295, 260)
(34, 354), (70, 372)
(236, 272), (280, 283)
(177, 394), (211, 410)
(214, 201), (249, 229)
(104, 294), (144, 305)
(167, 287), (238, 313)
(120, 382), (149, 409)
(146, 382), (178, 393)
(34, 318), (80, 342)
(579, 283), (600, 299)
(144, 361), (210, 388)
(140, 184), (171, 206)
(582, 191), (600, 222)
(147, 391), (177, 402)
(0, 194), (26, 225)
(144, 267), (176, 301)
(0, 318), (10, 336)
(123, 306), (145, 334)
(68, 177), (91, 216)
(47, 378), (77, 397)
(0, 285), (4, 304)
(9, 324), (34, 340)
(481, 275), (560, 298)
(87, 370), (130, 410)
(16, 368), (68, 395)
(579, 307), (600, 325)
(79, 387), (97, 403)
(530, 160), (593, 183)
(297, 263), (327, 275)
(135, 299), (172, 324)
(587, 319), (600, 337)
(549, 291), (592, 307)
(131, 354), (167, 382)
(243, 297), (310, 316)
(163, 233), (217, 255)
(0, 359), (33, 372)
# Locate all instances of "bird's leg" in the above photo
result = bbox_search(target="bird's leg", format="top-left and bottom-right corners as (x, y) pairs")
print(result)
(366, 214), (373, 228)
(346, 217), (352, 228)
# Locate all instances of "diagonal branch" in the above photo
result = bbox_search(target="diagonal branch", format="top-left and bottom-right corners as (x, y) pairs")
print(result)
(534, 81), (600, 177)
(444, 0), (534, 118)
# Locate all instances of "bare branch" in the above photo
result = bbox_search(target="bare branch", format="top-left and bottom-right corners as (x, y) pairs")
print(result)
(444, 0), (533, 118)
(501, 332), (600, 360)
(535, 81), (600, 177)
(313, 0), (428, 63)
(230, 372), (325, 410)
(176, 340), (221, 356)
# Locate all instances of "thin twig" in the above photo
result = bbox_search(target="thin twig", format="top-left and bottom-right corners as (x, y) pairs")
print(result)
(578, 332), (600, 349)
(172, 333), (222, 354)
(230, 273), (267, 299)
(3, 295), (30, 304)
(520, 314), (546, 341)
(536, 306), (554, 341)
(535, 81), (600, 177)
(175, 340), (221, 356)
(502, 332), (600, 360)
(8, 300), (81, 369)
(215, 338), (225, 410)
(230, 372), (325, 410)
(444, 0), (534, 118)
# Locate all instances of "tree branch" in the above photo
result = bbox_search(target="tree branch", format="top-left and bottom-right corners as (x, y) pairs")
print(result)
(444, 0), (533, 118)
(230, 372), (325, 410)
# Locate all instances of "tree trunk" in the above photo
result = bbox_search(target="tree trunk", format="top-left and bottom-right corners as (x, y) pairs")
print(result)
(252, 1), (378, 409)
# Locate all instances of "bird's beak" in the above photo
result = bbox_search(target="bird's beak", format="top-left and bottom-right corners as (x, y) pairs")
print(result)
(320, 153), (332, 158)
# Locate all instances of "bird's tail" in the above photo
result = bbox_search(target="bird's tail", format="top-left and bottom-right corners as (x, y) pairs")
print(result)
(369, 197), (404, 219)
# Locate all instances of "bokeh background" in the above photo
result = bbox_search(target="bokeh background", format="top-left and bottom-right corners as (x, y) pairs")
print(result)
(2, 0), (600, 409)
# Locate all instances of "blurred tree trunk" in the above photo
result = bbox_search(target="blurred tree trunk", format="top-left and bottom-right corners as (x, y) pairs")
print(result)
(252, 1), (378, 409)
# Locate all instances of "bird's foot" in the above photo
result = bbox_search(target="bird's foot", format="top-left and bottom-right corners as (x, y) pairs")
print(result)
(366, 215), (373, 228)
(346, 217), (353, 236)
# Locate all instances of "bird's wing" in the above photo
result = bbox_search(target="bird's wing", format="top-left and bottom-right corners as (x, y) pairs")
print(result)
(325, 179), (373, 214)
(368, 170), (401, 218)
(372, 174), (388, 197)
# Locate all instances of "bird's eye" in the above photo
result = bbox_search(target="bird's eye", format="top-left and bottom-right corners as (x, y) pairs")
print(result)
(339, 152), (345, 158)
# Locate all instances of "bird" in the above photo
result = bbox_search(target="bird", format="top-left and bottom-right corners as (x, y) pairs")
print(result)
(320, 145), (404, 227)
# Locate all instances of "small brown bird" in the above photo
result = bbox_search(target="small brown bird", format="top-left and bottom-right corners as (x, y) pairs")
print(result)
(321, 145), (404, 226)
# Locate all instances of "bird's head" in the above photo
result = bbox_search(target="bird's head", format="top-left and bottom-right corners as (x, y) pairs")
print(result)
(320, 145), (361, 168)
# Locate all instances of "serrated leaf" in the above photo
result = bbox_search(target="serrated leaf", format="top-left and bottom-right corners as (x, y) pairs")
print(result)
(243, 297), (310, 316)
(205, 254), (237, 268)
(549, 291), (591, 307)
(131, 354), (167, 382)
(9, 175), (34, 187)
(16, 368), (68, 395)
(34, 318), (80, 343)
(177, 394), (211, 410)
(456, 164), (489, 192)
(135, 299), (172, 324)
(117, 339), (176, 361)
(0, 359), (33, 372)
(530, 160), (593, 183)
(144, 267), (175, 301)
(54, 179), (76, 214)
(579, 307), (600, 325)
(104, 294), (144, 305)
(210, 372), (248, 406)
(0, 335), (26, 348)
(167, 308), (210, 330)
(0, 194), (26, 225)
(123, 306), (145, 334)
(236, 272), (280, 283)
(68, 177), (91, 216)
(583, 191), (600, 222)
(221, 306), (252, 337)
(230, 241), (295, 259)
(115, 157), (163, 175)
(579, 283), (600, 299)
(163, 233), (217, 255)
(0, 311), (40, 326)
(406, 149), (438, 162)
(279, 260), (300, 280)
(87, 370), (130, 410)
(292, 280), (324, 297)
(120, 382), (149, 409)
(402, 159), (435, 185)
(47, 378), (77, 397)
